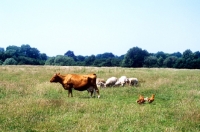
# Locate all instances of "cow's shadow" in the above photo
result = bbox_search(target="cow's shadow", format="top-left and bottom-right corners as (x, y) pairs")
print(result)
(78, 96), (101, 99)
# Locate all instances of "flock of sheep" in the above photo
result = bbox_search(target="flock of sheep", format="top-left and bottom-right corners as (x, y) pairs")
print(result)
(95, 76), (155, 104)
(96, 76), (138, 88)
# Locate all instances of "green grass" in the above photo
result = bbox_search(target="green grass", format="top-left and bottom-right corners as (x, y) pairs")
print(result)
(0, 66), (200, 131)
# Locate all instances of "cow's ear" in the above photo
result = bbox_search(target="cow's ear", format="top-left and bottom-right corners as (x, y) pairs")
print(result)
(57, 73), (60, 75)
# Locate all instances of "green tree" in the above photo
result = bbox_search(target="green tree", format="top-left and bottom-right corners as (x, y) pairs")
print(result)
(100, 58), (112, 67)
(54, 55), (75, 66)
(183, 49), (193, 59)
(163, 56), (178, 68)
(144, 56), (158, 67)
(40, 53), (48, 60)
(17, 56), (40, 65)
(93, 59), (106, 67)
(192, 51), (200, 69)
(96, 52), (115, 59)
(3, 58), (17, 65)
(171, 52), (182, 58)
(76, 55), (85, 61)
(75, 55), (85, 66)
(19, 44), (31, 56)
(27, 48), (40, 59)
(111, 58), (122, 66)
(0, 60), (3, 65)
(19, 44), (40, 59)
(5, 45), (20, 58)
(194, 51), (200, 58)
(0, 48), (5, 61)
(174, 58), (185, 68)
(0, 47), (4, 52)
(84, 55), (95, 66)
(155, 51), (167, 59)
(193, 58), (200, 69)
(45, 57), (55, 65)
(182, 49), (194, 69)
(93, 58), (121, 67)
(122, 47), (149, 67)
(157, 57), (164, 67)
(64, 50), (77, 61)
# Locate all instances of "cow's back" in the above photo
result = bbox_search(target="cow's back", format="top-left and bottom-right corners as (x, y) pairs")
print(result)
(66, 73), (97, 90)
(87, 73), (97, 79)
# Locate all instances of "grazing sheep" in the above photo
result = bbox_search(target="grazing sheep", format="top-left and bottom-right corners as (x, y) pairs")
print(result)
(96, 78), (105, 88)
(114, 76), (129, 87)
(104, 77), (118, 87)
(114, 80), (121, 86)
(96, 82), (105, 88)
(96, 78), (105, 84)
(128, 78), (138, 86)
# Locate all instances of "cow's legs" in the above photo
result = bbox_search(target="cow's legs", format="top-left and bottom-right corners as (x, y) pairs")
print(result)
(90, 90), (94, 97)
(68, 88), (73, 97)
(68, 90), (70, 97)
(94, 86), (100, 98)
(87, 87), (95, 98)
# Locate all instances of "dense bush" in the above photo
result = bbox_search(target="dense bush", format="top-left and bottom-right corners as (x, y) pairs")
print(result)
(3, 58), (17, 65)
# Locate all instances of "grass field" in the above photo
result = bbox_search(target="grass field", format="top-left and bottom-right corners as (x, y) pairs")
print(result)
(0, 65), (200, 132)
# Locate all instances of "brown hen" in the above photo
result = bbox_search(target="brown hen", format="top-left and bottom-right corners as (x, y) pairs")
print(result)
(136, 95), (146, 104)
(148, 94), (155, 103)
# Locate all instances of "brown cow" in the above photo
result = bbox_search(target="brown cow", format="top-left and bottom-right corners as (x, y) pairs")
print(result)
(50, 73), (100, 98)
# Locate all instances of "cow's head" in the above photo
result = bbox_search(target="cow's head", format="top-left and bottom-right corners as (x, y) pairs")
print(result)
(50, 73), (61, 83)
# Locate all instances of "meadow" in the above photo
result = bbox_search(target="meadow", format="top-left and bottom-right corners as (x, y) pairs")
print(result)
(0, 65), (200, 132)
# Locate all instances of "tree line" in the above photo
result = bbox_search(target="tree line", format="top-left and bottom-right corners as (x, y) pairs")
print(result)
(0, 44), (200, 69)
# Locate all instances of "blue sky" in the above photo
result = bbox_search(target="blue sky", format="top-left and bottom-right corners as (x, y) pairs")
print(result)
(1, 0), (200, 57)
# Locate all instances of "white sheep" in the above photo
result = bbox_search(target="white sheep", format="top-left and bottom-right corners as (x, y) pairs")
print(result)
(114, 76), (129, 87)
(128, 78), (138, 86)
(96, 78), (105, 84)
(104, 77), (118, 87)
(96, 82), (105, 88)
